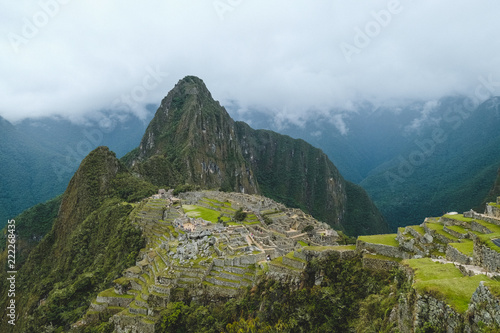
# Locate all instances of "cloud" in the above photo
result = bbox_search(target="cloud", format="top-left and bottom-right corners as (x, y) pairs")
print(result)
(330, 114), (348, 135)
(1, 1), (500, 123)
(406, 100), (440, 132)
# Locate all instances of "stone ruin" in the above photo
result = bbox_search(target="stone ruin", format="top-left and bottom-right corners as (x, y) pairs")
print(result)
(81, 190), (342, 332)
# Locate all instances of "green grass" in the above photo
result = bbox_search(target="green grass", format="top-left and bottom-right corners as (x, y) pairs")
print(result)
(182, 204), (227, 222)
(299, 245), (355, 252)
(403, 258), (488, 313)
(404, 258), (463, 281)
(474, 220), (500, 234)
(269, 256), (302, 271)
(298, 240), (308, 247)
(215, 276), (240, 283)
(358, 233), (399, 247)
(416, 274), (487, 313)
(477, 233), (500, 253)
(445, 225), (469, 235)
(99, 288), (134, 299)
(472, 220), (500, 253)
(408, 225), (425, 235)
(245, 213), (259, 221)
(484, 280), (500, 298)
(442, 214), (474, 223)
(430, 249), (446, 258)
(167, 225), (179, 237)
(449, 240), (474, 257)
(426, 223), (459, 241)
(243, 221), (261, 225)
(285, 251), (307, 263)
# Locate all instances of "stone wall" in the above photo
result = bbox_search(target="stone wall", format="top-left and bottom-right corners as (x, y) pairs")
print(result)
(362, 256), (399, 271)
(111, 313), (155, 333)
(468, 281), (500, 329)
(473, 239), (500, 273)
(282, 255), (307, 270)
(486, 205), (500, 219)
(356, 240), (409, 259)
(446, 244), (472, 265)
(443, 226), (467, 239)
(95, 295), (133, 308)
(395, 285), (470, 332)
(465, 210), (500, 226)
(413, 294), (465, 332)
(470, 220), (493, 234)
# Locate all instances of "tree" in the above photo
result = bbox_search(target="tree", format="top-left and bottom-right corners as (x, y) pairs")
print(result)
(234, 208), (247, 222)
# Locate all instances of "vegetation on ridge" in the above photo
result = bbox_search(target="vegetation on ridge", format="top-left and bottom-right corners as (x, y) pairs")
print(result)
(0, 147), (156, 332)
(151, 254), (399, 333)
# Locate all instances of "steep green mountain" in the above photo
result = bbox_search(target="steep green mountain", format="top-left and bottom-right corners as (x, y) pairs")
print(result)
(360, 96), (500, 229)
(235, 122), (387, 235)
(0, 116), (68, 229)
(0, 112), (153, 230)
(124, 76), (388, 235)
(124, 76), (258, 194)
(0, 146), (156, 332)
(476, 166), (500, 212)
(237, 96), (500, 231)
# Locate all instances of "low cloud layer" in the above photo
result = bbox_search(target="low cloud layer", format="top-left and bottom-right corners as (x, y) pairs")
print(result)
(1, 1), (500, 123)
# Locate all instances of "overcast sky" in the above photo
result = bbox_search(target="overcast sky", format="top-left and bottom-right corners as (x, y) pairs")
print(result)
(1, 1), (500, 124)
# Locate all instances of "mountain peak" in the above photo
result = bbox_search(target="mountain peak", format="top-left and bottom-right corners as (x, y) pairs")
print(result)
(56, 146), (124, 240)
(126, 77), (258, 194)
(157, 75), (213, 112)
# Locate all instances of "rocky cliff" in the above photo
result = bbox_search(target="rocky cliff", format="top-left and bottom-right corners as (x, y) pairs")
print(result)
(124, 76), (258, 194)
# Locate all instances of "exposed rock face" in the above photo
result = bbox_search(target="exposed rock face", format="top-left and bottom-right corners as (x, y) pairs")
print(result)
(397, 293), (465, 333)
(125, 76), (388, 235)
(235, 121), (346, 230)
(468, 282), (500, 329)
(395, 281), (500, 332)
(128, 76), (258, 194)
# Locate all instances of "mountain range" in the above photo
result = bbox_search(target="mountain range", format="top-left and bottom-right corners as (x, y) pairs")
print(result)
(0, 111), (152, 228)
(239, 96), (500, 229)
(2, 76), (500, 332)
(122, 76), (387, 235)
(0, 76), (388, 331)
(2, 76), (500, 234)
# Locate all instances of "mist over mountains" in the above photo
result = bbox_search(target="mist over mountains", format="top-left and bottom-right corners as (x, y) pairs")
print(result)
(0, 111), (153, 228)
(2, 76), (499, 233)
(236, 95), (500, 229)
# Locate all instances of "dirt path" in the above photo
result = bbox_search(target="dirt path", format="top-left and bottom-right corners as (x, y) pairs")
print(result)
(432, 258), (500, 278)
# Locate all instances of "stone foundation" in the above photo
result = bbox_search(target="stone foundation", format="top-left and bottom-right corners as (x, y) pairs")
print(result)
(446, 244), (472, 265)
